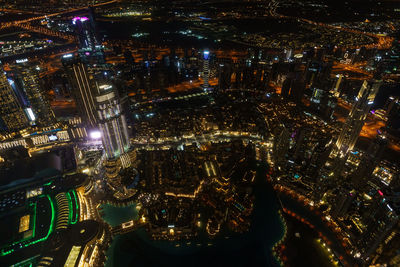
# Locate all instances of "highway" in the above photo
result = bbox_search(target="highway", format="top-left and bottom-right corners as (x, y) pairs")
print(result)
(0, 0), (119, 29)
(269, 1), (394, 50)
(332, 61), (372, 80)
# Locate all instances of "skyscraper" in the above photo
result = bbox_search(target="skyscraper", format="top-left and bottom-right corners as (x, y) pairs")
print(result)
(304, 61), (320, 86)
(332, 74), (344, 97)
(387, 97), (400, 131)
(309, 81), (337, 120)
(351, 134), (388, 187)
(95, 84), (131, 166)
(335, 80), (381, 156)
(9, 59), (54, 126)
(0, 69), (28, 132)
(281, 72), (305, 103)
(62, 54), (97, 128)
(72, 13), (98, 51)
(202, 50), (210, 90)
(358, 199), (399, 259)
(331, 188), (355, 218)
(306, 140), (332, 178)
(217, 61), (232, 92)
(72, 9), (105, 65)
(273, 127), (290, 167)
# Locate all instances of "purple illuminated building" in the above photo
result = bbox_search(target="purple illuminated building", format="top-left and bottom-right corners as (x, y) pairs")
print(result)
(72, 16), (89, 24)
(72, 12), (98, 51)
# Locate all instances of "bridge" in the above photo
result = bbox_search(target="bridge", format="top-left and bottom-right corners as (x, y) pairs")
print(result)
(111, 220), (147, 235)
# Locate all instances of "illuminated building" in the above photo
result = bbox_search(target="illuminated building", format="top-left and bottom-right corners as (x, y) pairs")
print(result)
(0, 69), (28, 132)
(95, 84), (131, 162)
(292, 127), (308, 160)
(331, 189), (355, 218)
(371, 224), (400, 266)
(309, 83), (337, 120)
(331, 74), (344, 97)
(304, 61), (332, 87)
(351, 134), (388, 187)
(72, 10), (105, 65)
(306, 140), (332, 178)
(37, 220), (106, 267)
(8, 59), (54, 126)
(272, 127), (290, 167)
(228, 58), (269, 91)
(72, 13), (98, 51)
(335, 80), (381, 156)
(217, 60), (232, 92)
(358, 199), (399, 260)
(202, 50), (210, 90)
(62, 54), (97, 128)
(304, 61), (320, 86)
(285, 48), (293, 61)
(0, 156), (83, 265)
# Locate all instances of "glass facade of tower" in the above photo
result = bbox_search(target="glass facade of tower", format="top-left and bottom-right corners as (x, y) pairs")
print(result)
(62, 54), (97, 127)
(0, 71), (28, 132)
(202, 50), (210, 90)
(96, 85), (130, 160)
(73, 16), (98, 51)
(9, 60), (54, 126)
(72, 11), (105, 65)
(335, 80), (381, 155)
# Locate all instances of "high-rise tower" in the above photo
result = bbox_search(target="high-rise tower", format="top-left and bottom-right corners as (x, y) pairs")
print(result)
(272, 127), (290, 167)
(202, 50), (210, 90)
(72, 13), (98, 51)
(9, 59), (54, 126)
(62, 54), (97, 128)
(281, 72), (305, 103)
(217, 59), (232, 92)
(0, 69), (28, 132)
(335, 80), (381, 156)
(332, 74), (343, 97)
(72, 9), (105, 65)
(351, 134), (387, 187)
(331, 188), (355, 218)
(387, 97), (400, 131)
(95, 84), (131, 166)
(358, 199), (398, 260)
